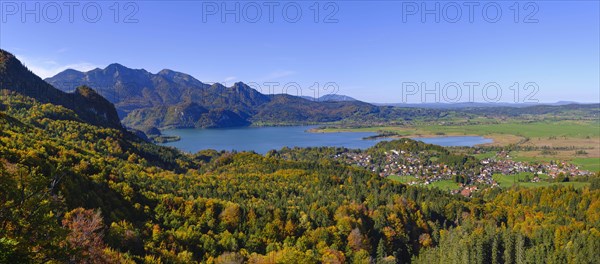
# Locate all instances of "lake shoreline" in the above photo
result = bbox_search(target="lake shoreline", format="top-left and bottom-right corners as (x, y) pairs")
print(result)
(308, 128), (495, 146)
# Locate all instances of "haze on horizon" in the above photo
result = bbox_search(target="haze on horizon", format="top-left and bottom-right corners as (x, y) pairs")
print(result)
(1, 1), (598, 103)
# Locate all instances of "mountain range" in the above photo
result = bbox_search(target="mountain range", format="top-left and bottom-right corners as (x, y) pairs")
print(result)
(45, 64), (378, 132)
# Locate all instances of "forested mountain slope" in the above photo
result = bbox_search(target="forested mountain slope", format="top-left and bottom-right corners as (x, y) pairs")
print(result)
(0, 50), (122, 129)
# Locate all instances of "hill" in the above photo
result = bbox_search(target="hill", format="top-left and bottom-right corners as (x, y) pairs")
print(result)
(0, 49), (122, 129)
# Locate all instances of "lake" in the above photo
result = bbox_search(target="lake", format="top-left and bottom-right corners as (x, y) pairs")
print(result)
(160, 126), (386, 154)
(161, 126), (493, 154)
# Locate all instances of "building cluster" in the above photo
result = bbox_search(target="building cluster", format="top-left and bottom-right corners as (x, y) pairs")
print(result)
(335, 149), (593, 197)
(336, 150), (459, 179)
(481, 153), (593, 178)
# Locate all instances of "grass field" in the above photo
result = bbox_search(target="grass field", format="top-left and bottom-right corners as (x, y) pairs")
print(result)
(387, 175), (412, 183)
(509, 152), (600, 172)
(419, 121), (599, 138)
(387, 175), (460, 191)
(492, 173), (590, 189)
(429, 180), (460, 190)
(322, 120), (599, 139)
(571, 157), (600, 172)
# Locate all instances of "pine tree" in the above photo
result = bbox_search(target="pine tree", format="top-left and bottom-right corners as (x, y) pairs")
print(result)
(376, 238), (387, 263)
(516, 234), (525, 264)
(491, 235), (499, 264)
(504, 231), (515, 264)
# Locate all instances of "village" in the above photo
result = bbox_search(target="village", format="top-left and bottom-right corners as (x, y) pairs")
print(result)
(334, 148), (593, 196)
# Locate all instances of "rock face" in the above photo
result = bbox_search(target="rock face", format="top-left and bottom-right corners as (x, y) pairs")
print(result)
(46, 64), (380, 130)
(0, 49), (123, 129)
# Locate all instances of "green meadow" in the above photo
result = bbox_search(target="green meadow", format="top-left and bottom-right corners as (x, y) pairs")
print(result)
(387, 175), (460, 191)
(492, 173), (589, 189)
(571, 157), (600, 172)
(322, 120), (599, 139)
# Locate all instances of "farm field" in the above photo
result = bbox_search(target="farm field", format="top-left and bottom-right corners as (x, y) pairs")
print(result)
(320, 120), (599, 141)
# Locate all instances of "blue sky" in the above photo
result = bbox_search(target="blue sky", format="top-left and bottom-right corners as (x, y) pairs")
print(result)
(1, 1), (599, 103)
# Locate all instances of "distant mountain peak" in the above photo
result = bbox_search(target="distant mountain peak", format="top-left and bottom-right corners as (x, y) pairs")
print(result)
(62, 68), (83, 74)
(104, 63), (127, 71)
(158, 69), (175, 75)
(101, 63), (152, 77)
(107, 62), (125, 67)
(210, 82), (227, 88)
(156, 69), (202, 84)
